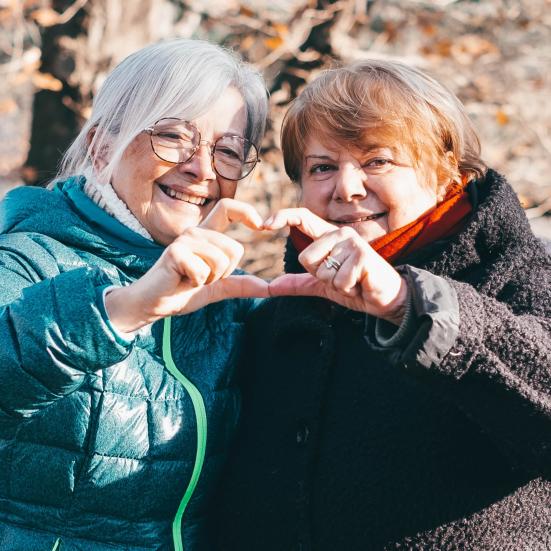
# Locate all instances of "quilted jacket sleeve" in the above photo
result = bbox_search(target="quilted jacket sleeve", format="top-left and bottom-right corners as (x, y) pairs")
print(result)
(366, 263), (551, 475)
(0, 235), (133, 420)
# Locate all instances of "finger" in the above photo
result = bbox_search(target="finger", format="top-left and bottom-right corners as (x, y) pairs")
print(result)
(164, 245), (212, 287)
(182, 275), (270, 313)
(332, 254), (362, 297)
(298, 228), (357, 274)
(314, 255), (340, 285)
(207, 274), (270, 302)
(168, 239), (231, 284)
(268, 273), (328, 298)
(263, 208), (336, 239)
(201, 198), (264, 232)
(177, 229), (245, 280)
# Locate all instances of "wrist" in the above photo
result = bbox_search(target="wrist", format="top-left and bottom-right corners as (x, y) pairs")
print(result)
(379, 276), (409, 326)
(104, 284), (157, 334)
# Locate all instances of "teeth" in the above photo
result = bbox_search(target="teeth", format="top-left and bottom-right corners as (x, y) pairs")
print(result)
(334, 213), (384, 224)
(163, 186), (207, 205)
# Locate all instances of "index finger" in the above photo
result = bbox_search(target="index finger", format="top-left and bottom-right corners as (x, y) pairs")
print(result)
(200, 198), (264, 232)
(264, 208), (337, 239)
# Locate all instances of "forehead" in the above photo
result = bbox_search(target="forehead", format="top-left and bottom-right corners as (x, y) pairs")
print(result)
(169, 86), (247, 135)
(303, 133), (398, 159)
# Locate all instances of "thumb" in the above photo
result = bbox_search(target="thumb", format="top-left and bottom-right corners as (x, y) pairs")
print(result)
(205, 274), (270, 303)
(201, 199), (264, 232)
(268, 273), (327, 298)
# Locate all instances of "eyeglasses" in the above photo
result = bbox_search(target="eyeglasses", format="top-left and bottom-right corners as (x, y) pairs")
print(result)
(144, 118), (260, 181)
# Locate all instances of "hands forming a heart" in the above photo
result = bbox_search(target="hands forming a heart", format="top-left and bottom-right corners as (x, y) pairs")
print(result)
(105, 199), (408, 335)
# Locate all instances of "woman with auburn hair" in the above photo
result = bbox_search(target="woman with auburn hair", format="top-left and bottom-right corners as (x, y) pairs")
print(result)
(213, 60), (551, 549)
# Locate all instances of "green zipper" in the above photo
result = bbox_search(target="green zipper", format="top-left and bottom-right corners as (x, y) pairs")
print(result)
(51, 537), (61, 551)
(162, 316), (208, 551)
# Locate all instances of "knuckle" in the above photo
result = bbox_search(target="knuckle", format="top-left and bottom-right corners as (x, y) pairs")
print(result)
(357, 248), (370, 264)
(218, 197), (233, 210)
(164, 242), (182, 261)
(338, 226), (357, 239)
(297, 250), (312, 267)
(182, 227), (202, 240)
(233, 241), (245, 258)
(195, 272), (210, 286)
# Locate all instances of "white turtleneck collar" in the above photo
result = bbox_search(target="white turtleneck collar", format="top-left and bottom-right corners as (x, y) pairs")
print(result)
(82, 169), (153, 241)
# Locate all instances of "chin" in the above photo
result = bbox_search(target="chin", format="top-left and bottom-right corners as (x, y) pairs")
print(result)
(344, 221), (387, 243)
(150, 224), (189, 246)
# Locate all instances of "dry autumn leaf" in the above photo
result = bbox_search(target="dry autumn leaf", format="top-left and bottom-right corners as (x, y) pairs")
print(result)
(240, 35), (255, 51)
(32, 72), (63, 92)
(495, 109), (510, 126)
(0, 99), (17, 115)
(272, 22), (289, 37)
(456, 34), (499, 59)
(239, 5), (255, 18)
(264, 36), (284, 50)
(30, 8), (60, 27)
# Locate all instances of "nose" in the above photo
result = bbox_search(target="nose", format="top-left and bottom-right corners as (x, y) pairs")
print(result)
(176, 142), (216, 182)
(333, 163), (367, 202)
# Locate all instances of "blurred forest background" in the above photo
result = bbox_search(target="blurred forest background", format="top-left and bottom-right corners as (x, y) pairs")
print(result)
(1, 0), (550, 278)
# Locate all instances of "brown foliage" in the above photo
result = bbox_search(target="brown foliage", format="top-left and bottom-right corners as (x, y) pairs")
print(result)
(1, 0), (550, 276)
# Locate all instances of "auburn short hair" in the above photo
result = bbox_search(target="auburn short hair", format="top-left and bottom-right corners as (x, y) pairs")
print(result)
(281, 60), (486, 198)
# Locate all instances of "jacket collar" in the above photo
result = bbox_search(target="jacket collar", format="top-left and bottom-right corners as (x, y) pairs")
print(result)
(0, 177), (163, 277)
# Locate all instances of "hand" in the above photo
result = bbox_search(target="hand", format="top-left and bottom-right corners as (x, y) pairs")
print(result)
(265, 208), (408, 324)
(106, 199), (269, 334)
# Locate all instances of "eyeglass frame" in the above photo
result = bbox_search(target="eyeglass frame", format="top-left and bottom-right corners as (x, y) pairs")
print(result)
(143, 118), (260, 181)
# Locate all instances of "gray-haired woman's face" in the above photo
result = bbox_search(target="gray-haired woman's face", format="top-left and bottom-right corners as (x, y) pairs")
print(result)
(110, 86), (247, 245)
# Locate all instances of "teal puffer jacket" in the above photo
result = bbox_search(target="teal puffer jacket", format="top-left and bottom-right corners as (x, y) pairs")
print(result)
(0, 178), (254, 551)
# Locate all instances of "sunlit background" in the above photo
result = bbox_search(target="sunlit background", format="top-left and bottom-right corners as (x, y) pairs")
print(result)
(1, 0), (550, 277)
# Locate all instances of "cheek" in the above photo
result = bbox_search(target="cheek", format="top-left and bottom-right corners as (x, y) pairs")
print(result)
(219, 180), (238, 199)
(379, 175), (424, 207)
(300, 181), (332, 213)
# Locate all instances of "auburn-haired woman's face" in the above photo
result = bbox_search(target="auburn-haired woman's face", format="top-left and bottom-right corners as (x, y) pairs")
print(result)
(300, 136), (439, 242)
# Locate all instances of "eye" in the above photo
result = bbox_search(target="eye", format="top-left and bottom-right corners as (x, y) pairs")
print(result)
(157, 132), (189, 141)
(216, 146), (242, 160)
(309, 163), (336, 174)
(363, 157), (395, 171)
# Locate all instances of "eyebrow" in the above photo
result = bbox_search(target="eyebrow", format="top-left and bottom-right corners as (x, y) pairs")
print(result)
(305, 154), (335, 161)
(305, 145), (387, 161)
(222, 129), (245, 137)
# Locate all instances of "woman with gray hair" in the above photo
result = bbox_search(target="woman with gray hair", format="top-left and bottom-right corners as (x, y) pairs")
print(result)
(0, 38), (268, 550)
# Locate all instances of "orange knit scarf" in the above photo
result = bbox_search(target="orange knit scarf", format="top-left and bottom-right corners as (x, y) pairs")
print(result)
(290, 181), (472, 265)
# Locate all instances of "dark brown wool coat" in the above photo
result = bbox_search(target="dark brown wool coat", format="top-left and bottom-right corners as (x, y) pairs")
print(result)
(212, 170), (551, 551)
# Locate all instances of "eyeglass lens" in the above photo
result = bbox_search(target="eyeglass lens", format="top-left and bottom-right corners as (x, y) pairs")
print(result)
(149, 119), (258, 180)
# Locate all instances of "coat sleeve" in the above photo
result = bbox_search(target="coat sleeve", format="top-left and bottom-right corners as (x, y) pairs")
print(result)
(0, 234), (133, 421)
(366, 263), (551, 475)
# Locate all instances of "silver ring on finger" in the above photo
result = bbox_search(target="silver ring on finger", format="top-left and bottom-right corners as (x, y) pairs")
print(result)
(324, 255), (342, 271)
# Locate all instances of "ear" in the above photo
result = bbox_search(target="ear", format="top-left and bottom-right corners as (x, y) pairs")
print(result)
(434, 151), (461, 200)
(87, 126), (110, 174)
(445, 150), (458, 169)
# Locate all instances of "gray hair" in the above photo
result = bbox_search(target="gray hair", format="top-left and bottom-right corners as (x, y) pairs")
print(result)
(55, 38), (268, 185)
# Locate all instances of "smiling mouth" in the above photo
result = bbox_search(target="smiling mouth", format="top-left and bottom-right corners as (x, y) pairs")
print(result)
(330, 212), (387, 225)
(158, 184), (211, 206)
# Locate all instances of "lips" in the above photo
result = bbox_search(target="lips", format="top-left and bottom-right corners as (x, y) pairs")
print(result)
(158, 184), (211, 206)
(330, 212), (387, 225)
